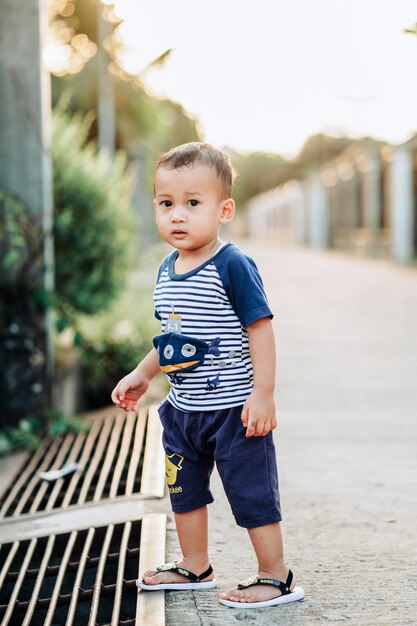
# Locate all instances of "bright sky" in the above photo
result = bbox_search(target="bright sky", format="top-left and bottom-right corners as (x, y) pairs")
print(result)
(111, 0), (417, 157)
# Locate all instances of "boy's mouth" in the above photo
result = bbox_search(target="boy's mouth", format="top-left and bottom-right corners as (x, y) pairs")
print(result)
(171, 229), (187, 236)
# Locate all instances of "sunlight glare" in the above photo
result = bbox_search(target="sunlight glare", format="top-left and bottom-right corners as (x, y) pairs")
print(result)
(107, 0), (417, 154)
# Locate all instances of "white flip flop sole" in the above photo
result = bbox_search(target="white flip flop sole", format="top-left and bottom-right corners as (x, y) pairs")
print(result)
(219, 585), (305, 608)
(136, 578), (217, 591)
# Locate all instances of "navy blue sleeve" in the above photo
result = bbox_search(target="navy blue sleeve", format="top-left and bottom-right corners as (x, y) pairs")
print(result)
(215, 245), (273, 328)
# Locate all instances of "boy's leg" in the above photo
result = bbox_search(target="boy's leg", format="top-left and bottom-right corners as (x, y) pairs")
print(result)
(144, 402), (215, 585)
(213, 407), (300, 603)
(219, 522), (297, 602)
(142, 506), (214, 584)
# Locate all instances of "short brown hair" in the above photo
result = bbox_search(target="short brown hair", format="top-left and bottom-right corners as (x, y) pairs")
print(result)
(155, 142), (237, 198)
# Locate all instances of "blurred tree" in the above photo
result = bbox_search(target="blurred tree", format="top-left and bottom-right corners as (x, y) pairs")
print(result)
(51, 64), (199, 167)
(295, 133), (351, 170)
(0, 189), (50, 435)
(228, 149), (299, 208)
(47, 0), (99, 76)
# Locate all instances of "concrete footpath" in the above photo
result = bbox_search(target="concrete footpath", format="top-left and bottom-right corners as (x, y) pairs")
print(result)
(160, 242), (417, 626)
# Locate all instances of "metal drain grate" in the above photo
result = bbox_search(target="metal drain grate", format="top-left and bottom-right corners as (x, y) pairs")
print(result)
(0, 520), (142, 626)
(0, 407), (164, 519)
(0, 405), (166, 626)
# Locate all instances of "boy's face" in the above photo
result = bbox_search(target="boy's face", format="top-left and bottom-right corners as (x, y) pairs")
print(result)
(153, 165), (234, 254)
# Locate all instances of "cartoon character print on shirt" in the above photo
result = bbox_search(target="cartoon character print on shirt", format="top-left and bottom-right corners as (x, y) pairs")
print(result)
(153, 333), (218, 373)
(154, 333), (240, 392)
(170, 373), (184, 386)
(207, 337), (221, 357)
(165, 453), (184, 494)
(204, 349), (239, 390)
(206, 372), (220, 391)
(153, 333), (224, 388)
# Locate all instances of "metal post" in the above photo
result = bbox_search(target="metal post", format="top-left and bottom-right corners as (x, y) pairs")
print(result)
(97, 5), (115, 156)
(0, 0), (54, 424)
(389, 146), (414, 264)
(359, 151), (382, 255)
(308, 171), (330, 248)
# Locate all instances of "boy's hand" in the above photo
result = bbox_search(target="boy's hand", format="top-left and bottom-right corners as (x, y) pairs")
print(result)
(111, 348), (160, 412)
(111, 368), (150, 412)
(241, 389), (277, 437)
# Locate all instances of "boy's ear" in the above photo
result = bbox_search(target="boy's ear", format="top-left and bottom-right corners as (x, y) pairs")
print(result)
(220, 198), (235, 223)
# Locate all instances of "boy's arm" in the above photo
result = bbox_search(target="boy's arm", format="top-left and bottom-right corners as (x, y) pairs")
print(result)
(111, 347), (160, 412)
(242, 317), (277, 437)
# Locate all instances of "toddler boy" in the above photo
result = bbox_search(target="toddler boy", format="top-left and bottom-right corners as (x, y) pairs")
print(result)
(111, 142), (304, 608)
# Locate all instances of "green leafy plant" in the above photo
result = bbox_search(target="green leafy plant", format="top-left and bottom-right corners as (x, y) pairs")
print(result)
(44, 409), (90, 437)
(76, 277), (160, 408)
(80, 336), (149, 409)
(0, 189), (48, 319)
(0, 411), (90, 456)
(53, 105), (136, 320)
(0, 418), (43, 455)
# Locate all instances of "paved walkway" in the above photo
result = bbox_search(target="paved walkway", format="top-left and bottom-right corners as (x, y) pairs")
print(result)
(162, 242), (417, 625)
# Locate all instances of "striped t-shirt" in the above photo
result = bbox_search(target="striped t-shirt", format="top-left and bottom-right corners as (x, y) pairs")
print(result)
(153, 241), (273, 412)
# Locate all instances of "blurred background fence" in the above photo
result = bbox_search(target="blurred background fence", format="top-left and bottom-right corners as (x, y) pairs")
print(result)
(247, 139), (417, 265)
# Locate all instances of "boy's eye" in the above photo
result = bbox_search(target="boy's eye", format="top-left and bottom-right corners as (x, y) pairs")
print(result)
(160, 200), (172, 208)
(188, 199), (199, 207)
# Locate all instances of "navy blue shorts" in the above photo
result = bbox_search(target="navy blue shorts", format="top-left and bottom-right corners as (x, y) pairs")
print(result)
(158, 400), (282, 529)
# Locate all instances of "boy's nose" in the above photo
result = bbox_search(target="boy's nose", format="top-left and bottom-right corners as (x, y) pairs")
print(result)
(170, 206), (185, 221)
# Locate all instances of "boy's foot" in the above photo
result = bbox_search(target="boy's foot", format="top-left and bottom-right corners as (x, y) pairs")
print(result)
(137, 560), (216, 591)
(219, 569), (304, 608)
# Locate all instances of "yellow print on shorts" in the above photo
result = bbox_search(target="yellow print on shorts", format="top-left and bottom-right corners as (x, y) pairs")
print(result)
(165, 453), (184, 486)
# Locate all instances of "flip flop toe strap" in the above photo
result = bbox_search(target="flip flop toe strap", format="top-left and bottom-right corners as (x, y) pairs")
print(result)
(237, 569), (294, 596)
(156, 561), (213, 582)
